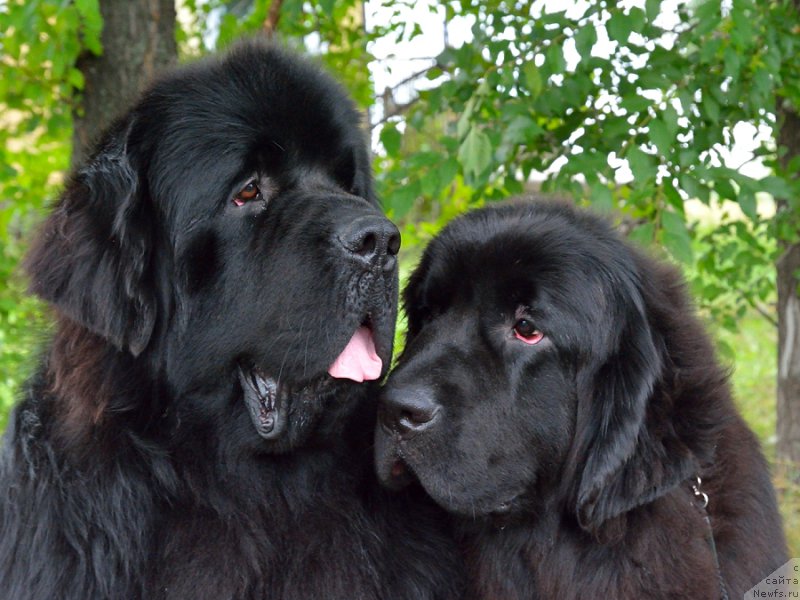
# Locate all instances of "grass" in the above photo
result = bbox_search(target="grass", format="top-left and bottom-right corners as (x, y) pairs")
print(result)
(716, 314), (800, 556)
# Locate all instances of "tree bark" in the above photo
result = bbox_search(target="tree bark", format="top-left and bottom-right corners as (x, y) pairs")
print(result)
(71, 0), (177, 167)
(776, 96), (800, 478)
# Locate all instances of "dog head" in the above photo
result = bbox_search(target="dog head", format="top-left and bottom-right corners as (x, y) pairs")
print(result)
(27, 41), (399, 453)
(376, 200), (717, 534)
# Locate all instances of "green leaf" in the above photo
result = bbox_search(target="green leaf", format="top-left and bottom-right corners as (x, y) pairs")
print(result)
(662, 105), (679, 136)
(574, 25), (597, 60)
(701, 94), (720, 123)
(663, 180), (684, 210)
(628, 7), (646, 32)
(714, 178), (737, 201)
(607, 12), (631, 43)
(694, 0), (721, 36)
(380, 124), (402, 158)
(679, 173), (706, 202)
(457, 95), (477, 139)
(759, 175), (793, 199)
(750, 68), (773, 103)
(602, 116), (631, 140)
(589, 183), (613, 213)
(648, 118), (673, 156)
(385, 183), (418, 218)
(522, 62), (543, 98)
(677, 89), (695, 116)
(637, 70), (668, 91)
(68, 68), (85, 90)
(661, 211), (694, 264)
(678, 148), (699, 168)
(420, 169), (440, 197)
(723, 47), (741, 81)
(645, 0), (661, 22)
(458, 127), (493, 178)
(75, 0), (103, 55)
(737, 190), (758, 221)
(438, 158), (459, 190)
(502, 115), (543, 145)
(627, 147), (657, 181)
(546, 44), (566, 76)
(620, 94), (651, 113)
(629, 222), (655, 246)
(698, 38), (722, 65)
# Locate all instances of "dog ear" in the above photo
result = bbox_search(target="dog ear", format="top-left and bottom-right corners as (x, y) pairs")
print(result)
(402, 253), (436, 341)
(25, 117), (157, 356)
(573, 272), (696, 535)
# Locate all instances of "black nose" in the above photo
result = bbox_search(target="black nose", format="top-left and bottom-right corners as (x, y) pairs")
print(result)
(380, 387), (440, 435)
(336, 214), (400, 271)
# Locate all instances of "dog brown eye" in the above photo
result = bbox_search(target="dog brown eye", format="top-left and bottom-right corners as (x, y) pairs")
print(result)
(233, 181), (260, 206)
(513, 319), (544, 345)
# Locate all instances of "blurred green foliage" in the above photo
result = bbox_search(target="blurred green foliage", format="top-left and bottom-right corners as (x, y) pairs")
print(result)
(0, 0), (104, 428)
(718, 312), (800, 554)
(377, 0), (799, 270)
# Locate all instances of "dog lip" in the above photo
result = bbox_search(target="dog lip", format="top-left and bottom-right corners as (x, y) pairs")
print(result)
(237, 365), (285, 440)
(375, 425), (416, 490)
(238, 363), (342, 441)
(390, 459), (407, 479)
(355, 311), (394, 370)
(362, 313), (385, 351)
(381, 456), (415, 490)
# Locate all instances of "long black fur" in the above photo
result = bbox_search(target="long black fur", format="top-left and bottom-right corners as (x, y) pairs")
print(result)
(375, 199), (787, 599)
(0, 41), (462, 600)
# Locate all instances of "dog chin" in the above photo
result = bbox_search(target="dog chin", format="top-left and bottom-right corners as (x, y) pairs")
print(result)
(379, 452), (526, 519)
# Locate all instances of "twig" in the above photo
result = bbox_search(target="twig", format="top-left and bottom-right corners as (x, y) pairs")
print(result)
(387, 62), (445, 92)
(370, 97), (421, 130)
(263, 0), (283, 36)
(751, 301), (779, 327)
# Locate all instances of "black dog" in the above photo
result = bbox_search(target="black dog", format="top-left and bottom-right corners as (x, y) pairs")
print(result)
(376, 199), (787, 599)
(0, 41), (462, 600)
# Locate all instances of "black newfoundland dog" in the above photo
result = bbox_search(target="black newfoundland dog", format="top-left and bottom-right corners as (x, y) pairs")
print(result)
(376, 199), (787, 599)
(0, 42), (462, 599)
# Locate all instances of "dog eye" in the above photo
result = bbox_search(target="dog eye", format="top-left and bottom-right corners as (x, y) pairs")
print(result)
(233, 181), (260, 206)
(513, 319), (544, 345)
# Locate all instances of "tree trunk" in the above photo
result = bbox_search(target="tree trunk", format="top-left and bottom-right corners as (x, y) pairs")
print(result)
(71, 0), (177, 167)
(776, 96), (800, 478)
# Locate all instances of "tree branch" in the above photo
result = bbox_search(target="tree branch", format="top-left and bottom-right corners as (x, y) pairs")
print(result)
(263, 0), (283, 36)
(370, 96), (421, 130)
(752, 301), (779, 328)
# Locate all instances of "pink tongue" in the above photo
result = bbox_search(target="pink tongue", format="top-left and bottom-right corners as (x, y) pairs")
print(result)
(328, 326), (383, 382)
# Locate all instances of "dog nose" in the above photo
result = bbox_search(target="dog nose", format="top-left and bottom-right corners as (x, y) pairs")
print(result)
(337, 215), (400, 271)
(381, 387), (440, 435)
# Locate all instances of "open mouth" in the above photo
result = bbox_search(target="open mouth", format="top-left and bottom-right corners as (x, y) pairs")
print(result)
(238, 321), (386, 440)
(237, 366), (285, 440)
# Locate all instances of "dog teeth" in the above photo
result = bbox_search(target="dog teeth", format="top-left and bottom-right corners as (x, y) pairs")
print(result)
(252, 374), (278, 428)
(237, 366), (284, 438)
(249, 372), (278, 401)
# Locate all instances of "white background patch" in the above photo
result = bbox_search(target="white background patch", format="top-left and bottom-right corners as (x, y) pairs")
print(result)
(745, 558), (800, 599)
